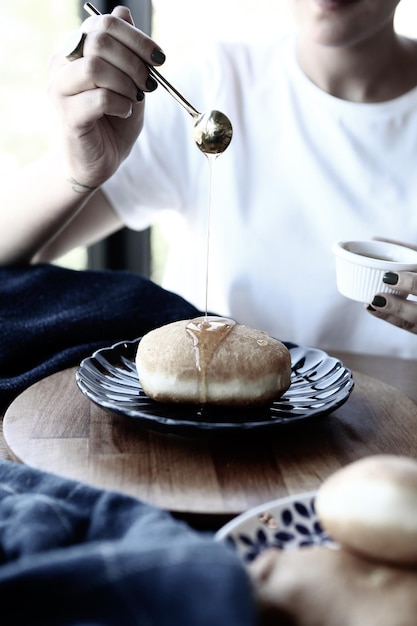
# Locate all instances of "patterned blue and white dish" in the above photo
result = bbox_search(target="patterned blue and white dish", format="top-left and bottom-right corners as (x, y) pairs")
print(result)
(76, 338), (354, 438)
(215, 492), (336, 563)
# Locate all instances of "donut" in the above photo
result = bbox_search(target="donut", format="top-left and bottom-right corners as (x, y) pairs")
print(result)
(135, 316), (291, 407)
(315, 455), (417, 565)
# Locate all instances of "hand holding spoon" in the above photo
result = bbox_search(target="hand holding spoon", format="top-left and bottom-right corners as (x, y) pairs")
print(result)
(84, 3), (233, 154)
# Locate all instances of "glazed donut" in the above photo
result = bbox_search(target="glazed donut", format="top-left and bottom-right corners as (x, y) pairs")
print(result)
(315, 455), (417, 565)
(135, 316), (291, 407)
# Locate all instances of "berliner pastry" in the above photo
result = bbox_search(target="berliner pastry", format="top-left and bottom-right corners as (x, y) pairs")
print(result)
(315, 455), (417, 565)
(135, 316), (291, 407)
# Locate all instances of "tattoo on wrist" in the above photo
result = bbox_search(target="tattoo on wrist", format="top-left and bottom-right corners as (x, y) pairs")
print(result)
(67, 177), (98, 194)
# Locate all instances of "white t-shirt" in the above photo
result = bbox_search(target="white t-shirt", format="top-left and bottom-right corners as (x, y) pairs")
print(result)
(104, 35), (417, 358)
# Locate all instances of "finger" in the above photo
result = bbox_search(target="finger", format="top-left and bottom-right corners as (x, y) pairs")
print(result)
(111, 6), (135, 26)
(369, 293), (417, 320)
(60, 88), (138, 128)
(82, 11), (165, 68)
(366, 294), (417, 333)
(51, 55), (141, 105)
(81, 30), (159, 93)
(366, 308), (417, 332)
(382, 271), (417, 297)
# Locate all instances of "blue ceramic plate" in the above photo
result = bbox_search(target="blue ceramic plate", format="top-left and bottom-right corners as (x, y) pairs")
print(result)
(75, 338), (354, 437)
(215, 492), (336, 563)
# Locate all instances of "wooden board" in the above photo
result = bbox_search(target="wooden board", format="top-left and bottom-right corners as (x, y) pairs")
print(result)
(3, 366), (417, 521)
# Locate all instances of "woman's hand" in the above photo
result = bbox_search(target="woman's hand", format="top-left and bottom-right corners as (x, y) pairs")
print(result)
(48, 6), (165, 190)
(367, 271), (417, 333)
(366, 238), (417, 334)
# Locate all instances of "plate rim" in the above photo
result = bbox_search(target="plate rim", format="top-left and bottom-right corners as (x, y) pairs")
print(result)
(214, 490), (318, 542)
(75, 337), (354, 433)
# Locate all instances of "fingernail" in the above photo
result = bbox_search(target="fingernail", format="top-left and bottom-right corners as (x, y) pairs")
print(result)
(151, 48), (166, 65)
(371, 295), (387, 308)
(146, 75), (158, 91)
(136, 89), (145, 101)
(383, 272), (399, 286)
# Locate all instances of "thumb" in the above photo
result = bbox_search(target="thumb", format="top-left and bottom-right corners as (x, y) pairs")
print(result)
(112, 5), (135, 26)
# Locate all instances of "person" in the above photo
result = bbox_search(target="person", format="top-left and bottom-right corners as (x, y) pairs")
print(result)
(3, 0), (417, 358)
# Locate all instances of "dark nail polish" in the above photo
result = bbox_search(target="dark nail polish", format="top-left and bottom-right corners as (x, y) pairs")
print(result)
(383, 272), (399, 286)
(371, 295), (387, 308)
(146, 76), (158, 91)
(136, 89), (144, 101)
(366, 304), (376, 311)
(151, 48), (166, 65)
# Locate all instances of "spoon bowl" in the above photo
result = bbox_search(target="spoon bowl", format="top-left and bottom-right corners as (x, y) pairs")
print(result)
(192, 110), (233, 155)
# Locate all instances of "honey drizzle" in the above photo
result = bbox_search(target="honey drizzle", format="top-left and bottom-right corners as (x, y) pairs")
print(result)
(186, 147), (231, 403)
(186, 316), (236, 402)
(204, 153), (218, 317)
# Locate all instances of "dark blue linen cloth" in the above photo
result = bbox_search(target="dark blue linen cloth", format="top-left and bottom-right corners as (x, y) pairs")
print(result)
(0, 459), (256, 626)
(0, 263), (201, 410)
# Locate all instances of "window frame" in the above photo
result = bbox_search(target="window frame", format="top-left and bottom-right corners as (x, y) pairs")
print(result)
(79, 0), (153, 276)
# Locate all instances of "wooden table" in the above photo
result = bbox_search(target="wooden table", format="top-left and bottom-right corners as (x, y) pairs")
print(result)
(2, 351), (417, 526)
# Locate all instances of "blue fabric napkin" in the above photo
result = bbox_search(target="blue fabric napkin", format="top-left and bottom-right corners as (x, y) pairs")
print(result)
(0, 263), (201, 410)
(0, 458), (255, 626)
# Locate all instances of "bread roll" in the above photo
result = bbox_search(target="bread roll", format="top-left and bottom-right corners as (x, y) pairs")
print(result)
(135, 316), (291, 407)
(315, 455), (417, 565)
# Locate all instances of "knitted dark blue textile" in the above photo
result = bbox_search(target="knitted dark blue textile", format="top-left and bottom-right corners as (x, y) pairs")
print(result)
(0, 264), (201, 409)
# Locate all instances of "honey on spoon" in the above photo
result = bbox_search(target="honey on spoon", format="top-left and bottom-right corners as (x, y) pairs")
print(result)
(84, 3), (233, 155)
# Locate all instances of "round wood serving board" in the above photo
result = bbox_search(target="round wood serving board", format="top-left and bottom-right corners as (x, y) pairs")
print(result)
(3, 366), (417, 520)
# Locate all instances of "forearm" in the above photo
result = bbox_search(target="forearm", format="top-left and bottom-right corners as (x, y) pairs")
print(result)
(1, 151), (97, 266)
(1, 6), (164, 267)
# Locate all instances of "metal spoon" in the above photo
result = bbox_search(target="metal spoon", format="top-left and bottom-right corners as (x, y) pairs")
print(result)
(84, 3), (233, 154)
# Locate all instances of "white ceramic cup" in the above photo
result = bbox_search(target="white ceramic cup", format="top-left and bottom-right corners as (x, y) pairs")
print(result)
(332, 240), (417, 303)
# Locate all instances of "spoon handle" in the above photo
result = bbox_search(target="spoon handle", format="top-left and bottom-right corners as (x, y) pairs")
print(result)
(83, 2), (200, 119)
(146, 65), (200, 118)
